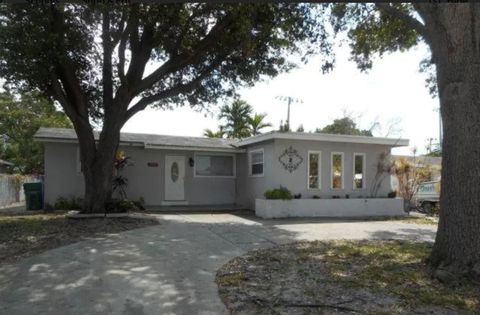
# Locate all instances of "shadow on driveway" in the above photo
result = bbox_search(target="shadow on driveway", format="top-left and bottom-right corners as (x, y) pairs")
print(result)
(0, 212), (437, 315)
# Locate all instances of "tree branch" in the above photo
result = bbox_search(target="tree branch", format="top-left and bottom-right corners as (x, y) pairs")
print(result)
(49, 6), (89, 120)
(376, 3), (431, 44)
(132, 13), (235, 96)
(123, 58), (223, 123)
(125, 22), (154, 89)
(117, 6), (139, 86)
(102, 9), (113, 110)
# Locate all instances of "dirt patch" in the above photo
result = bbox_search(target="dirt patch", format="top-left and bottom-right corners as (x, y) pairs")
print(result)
(216, 240), (479, 314)
(0, 211), (159, 265)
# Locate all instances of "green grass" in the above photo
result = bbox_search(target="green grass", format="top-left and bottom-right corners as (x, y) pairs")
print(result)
(216, 271), (245, 286)
(296, 240), (479, 313)
(0, 212), (67, 243)
(365, 215), (438, 225)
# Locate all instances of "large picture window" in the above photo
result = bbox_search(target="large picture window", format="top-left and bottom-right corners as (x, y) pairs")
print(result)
(249, 149), (264, 176)
(195, 154), (234, 177)
(331, 152), (344, 189)
(308, 151), (321, 189)
(353, 153), (366, 189)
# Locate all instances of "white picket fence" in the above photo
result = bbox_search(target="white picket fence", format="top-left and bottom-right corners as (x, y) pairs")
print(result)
(0, 175), (40, 208)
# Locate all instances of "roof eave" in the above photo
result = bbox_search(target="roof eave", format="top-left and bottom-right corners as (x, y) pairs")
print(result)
(235, 132), (409, 148)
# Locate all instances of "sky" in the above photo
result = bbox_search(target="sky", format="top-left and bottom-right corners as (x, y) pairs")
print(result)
(122, 41), (441, 156)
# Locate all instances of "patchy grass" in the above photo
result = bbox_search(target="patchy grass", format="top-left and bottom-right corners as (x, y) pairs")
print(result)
(0, 211), (158, 265)
(216, 240), (479, 314)
(365, 215), (438, 225)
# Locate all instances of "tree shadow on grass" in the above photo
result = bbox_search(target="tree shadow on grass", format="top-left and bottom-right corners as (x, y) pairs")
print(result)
(0, 213), (439, 315)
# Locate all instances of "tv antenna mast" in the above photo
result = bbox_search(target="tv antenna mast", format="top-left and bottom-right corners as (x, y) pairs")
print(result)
(276, 96), (303, 131)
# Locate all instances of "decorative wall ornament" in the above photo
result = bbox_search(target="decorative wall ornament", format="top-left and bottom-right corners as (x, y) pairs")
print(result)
(278, 146), (303, 173)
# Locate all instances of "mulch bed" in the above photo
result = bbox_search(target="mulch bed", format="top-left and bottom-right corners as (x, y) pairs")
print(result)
(0, 211), (159, 265)
(216, 240), (480, 315)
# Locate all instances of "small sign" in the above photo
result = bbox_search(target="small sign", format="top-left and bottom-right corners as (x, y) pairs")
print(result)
(147, 162), (159, 167)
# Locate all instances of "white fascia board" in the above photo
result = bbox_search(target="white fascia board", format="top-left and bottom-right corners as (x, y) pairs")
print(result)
(34, 137), (144, 147)
(144, 144), (245, 153)
(235, 132), (409, 147)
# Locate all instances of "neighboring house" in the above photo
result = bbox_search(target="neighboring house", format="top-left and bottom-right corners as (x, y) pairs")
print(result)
(34, 128), (409, 217)
(0, 159), (14, 174)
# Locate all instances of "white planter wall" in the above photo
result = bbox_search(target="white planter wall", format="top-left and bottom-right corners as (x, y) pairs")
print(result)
(255, 198), (405, 219)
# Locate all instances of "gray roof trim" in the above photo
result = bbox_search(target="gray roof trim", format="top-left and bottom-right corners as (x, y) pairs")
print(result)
(236, 131), (409, 147)
(34, 127), (242, 152)
(144, 144), (245, 153)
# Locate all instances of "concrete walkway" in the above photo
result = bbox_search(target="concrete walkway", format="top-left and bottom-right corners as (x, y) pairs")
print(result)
(0, 212), (437, 315)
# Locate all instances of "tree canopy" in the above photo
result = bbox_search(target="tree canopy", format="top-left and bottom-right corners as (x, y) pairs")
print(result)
(317, 116), (373, 136)
(0, 3), (329, 212)
(208, 99), (272, 138)
(0, 92), (72, 174)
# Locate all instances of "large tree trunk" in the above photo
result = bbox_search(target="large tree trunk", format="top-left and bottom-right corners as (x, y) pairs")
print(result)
(418, 4), (480, 279)
(75, 116), (122, 213)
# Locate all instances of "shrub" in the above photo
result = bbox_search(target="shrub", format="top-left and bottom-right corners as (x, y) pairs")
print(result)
(106, 197), (145, 213)
(388, 191), (397, 198)
(132, 197), (146, 211)
(312, 195), (321, 199)
(54, 196), (83, 210)
(264, 186), (292, 200)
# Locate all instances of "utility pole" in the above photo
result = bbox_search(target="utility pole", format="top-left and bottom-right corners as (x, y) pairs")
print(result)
(276, 96), (303, 131)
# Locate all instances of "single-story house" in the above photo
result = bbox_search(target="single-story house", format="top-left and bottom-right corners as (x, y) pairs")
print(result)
(35, 127), (409, 218)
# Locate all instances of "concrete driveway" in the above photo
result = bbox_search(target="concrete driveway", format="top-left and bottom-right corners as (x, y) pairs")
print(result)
(0, 212), (437, 315)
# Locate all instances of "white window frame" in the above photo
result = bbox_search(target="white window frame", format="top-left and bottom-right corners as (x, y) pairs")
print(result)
(193, 152), (236, 178)
(249, 148), (264, 177)
(76, 147), (82, 176)
(353, 152), (366, 190)
(330, 152), (344, 190)
(307, 150), (321, 190)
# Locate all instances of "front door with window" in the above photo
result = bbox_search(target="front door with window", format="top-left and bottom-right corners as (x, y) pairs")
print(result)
(164, 155), (185, 201)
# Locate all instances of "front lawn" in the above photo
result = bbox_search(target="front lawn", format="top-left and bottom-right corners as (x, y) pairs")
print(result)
(216, 240), (479, 314)
(0, 211), (158, 265)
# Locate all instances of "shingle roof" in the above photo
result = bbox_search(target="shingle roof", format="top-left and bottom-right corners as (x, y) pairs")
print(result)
(35, 127), (409, 151)
(34, 128), (240, 152)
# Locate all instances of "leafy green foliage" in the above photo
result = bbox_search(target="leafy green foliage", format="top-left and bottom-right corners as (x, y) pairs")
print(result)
(203, 127), (226, 138)
(330, 3), (420, 71)
(0, 93), (72, 174)
(105, 198), (145, 213)
(317, 117), (373, 136)
(248, 113), (272, 136)
(208, 100), (272, 138)
(264, 186), (292, 200)
(113, 151), (131, 200)
(54, 197), (83, 210)
(0, 4), (332, 118)
(218, 100), (254, 138)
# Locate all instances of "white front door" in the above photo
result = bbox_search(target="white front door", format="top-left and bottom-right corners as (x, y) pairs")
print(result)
(164, 155), (185, 201)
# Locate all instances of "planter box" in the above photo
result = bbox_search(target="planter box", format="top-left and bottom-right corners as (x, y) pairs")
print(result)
(255, 198), (405, 219)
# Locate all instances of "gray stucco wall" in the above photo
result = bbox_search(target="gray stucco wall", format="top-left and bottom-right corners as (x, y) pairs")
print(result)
(43, 143), (236, 206)
(237, 139), (395, 209)
(235, 141), (275, 209)
(44, 142), (84, 205)
(44, 138), (396, 210)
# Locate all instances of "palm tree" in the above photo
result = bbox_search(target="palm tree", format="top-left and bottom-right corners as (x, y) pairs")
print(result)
(218, 100), (253, 139)
(203, 127), (225, 138)
(248, 113), (272, 136)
